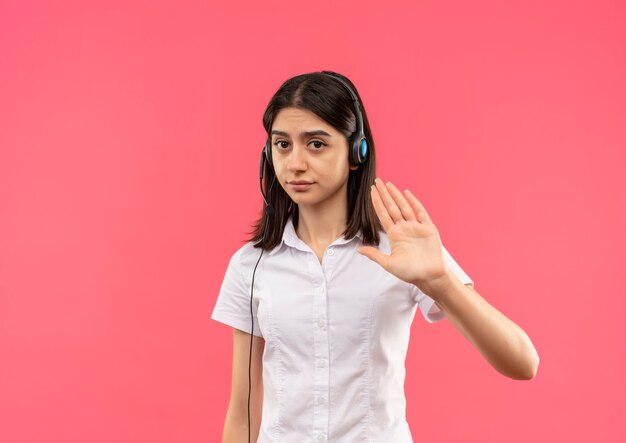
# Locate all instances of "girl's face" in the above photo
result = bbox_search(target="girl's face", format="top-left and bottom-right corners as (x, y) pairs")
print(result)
(271, 106), (356, 210)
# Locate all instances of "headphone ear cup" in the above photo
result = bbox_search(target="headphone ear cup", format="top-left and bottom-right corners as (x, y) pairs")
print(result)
(265, 139), (273, 168)
(350, 135), (368, 165)
(359, 137), (368, 164)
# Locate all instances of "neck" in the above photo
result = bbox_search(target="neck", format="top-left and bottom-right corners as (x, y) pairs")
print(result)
(295, 186), (349, 248)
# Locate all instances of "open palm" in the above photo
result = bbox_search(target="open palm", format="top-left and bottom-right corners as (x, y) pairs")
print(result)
(357, 178), (449, 288)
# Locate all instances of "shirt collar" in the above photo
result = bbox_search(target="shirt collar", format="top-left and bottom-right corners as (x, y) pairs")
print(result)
(268, 215), (363, 256)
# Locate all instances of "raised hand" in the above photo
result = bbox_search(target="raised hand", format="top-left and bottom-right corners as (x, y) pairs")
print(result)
(357, 177), (450, 290)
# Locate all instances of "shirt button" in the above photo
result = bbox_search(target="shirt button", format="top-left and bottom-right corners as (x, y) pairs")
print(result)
(318, 434), (326, 442)
(317, 319), (325, 328)
(315, 287), (325, 296)
(326, 248), (334, 256)
(317, 396), (326, 405)
(317, 359), (326, 368)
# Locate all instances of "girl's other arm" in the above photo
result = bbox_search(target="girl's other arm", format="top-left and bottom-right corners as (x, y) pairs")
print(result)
(222, 328), (264, 443)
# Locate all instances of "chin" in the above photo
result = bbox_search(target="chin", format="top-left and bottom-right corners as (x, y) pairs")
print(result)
(288, 192), (319, 205)
(288, 193), (312, 202)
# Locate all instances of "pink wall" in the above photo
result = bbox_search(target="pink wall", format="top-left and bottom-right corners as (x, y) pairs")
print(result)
(1, 0), (624, 441)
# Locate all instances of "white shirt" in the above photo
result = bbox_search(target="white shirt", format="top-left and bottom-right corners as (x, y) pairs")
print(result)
(212, 215), (473, 442)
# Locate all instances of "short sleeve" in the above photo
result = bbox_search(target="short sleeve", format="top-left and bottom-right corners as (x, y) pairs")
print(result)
(413, 243), (474, 323)
(211, 246), (263, 337)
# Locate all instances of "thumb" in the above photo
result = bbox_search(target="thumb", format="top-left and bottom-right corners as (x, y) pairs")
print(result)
(357, 246), (389, 269)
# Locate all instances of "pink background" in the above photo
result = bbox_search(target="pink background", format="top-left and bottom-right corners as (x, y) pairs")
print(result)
(1, 0), (624, 441)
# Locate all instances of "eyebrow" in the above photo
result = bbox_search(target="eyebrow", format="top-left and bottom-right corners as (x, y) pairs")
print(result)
(271, 129), (332, 138)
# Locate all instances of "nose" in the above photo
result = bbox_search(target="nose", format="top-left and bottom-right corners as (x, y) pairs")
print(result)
(286, 144), (308, 172)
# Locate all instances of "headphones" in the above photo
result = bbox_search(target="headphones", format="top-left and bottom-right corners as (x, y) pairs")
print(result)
(247, 73), (368, 443)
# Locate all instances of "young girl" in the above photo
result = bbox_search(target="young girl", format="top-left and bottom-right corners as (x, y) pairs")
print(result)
(212, 71), (539, 442)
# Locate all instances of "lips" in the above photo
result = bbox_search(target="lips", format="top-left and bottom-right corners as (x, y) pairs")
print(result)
(288, 181), (314, 191)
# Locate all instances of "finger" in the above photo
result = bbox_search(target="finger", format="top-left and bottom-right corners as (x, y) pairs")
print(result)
(404, 189), (432, 224)
(374, 178), (404, 223)
(385, 181), (417, 222)
(357, 246), (390, 271)
(370, 185), (394, 231)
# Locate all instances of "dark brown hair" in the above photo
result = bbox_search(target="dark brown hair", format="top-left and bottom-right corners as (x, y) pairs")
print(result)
(245, 70), (383, 250)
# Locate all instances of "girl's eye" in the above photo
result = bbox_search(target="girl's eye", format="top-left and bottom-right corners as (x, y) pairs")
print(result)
(273, 141), (327, 150)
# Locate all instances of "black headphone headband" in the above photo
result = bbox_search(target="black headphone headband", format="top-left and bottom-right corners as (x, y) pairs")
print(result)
(260, 73), (369, 176)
